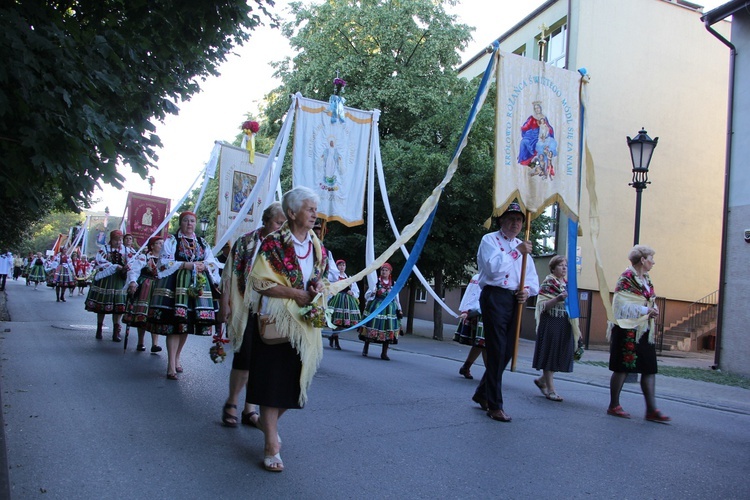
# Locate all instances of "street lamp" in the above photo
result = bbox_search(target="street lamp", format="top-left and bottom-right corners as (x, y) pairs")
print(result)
(199, 217), (209, 237)
(625, 128), (658, 383)
(627, 128), (659, 245)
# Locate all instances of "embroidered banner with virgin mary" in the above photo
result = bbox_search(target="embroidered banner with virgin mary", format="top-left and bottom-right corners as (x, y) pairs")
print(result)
(292, 96), (374, 226)
(495, 50), (581, 218)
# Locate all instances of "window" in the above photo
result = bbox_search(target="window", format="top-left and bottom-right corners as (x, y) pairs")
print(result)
(534, 203), (559, 256)
(415, 286), (427, 303)
(544, 25), (567, 68)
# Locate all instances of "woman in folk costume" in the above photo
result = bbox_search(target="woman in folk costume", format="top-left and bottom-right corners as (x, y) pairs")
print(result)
(531, 256), (581, 402)
(85, 230), (130, 342)
(22, 252), (35, 282)
(44, 254), (58, 288)
(74, 253), (91, 295)
(122, 236), (163, 353)
(53, 253), (77, 302)
(26, 252), (47, 289)
(247, 187), (330, 472)
(218, 201), (285, 429)
(327, 259), (361, 350)
(454, 273), (485, 379)
(606, 245), (670, 423)
(148, 211), (220, 380)
(359, 263), (403, 361)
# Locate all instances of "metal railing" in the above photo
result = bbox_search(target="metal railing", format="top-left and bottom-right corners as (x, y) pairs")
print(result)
(686, 290), (718, 334)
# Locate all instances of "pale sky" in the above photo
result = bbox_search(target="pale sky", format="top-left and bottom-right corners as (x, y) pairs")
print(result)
(91, 0), (726, 217)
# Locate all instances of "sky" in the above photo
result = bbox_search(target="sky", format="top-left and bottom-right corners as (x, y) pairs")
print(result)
(90, 0), (727, 217)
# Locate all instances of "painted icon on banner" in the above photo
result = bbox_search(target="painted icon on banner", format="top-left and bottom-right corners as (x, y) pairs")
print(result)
(231, 171), (257, 214)
(517, 101), (558, 180)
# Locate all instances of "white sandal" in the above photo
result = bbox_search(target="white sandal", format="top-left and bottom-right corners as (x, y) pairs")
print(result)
(263, 453), (284, 472)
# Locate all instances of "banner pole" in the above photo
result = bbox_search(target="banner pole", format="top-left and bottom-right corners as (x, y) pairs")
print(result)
(510, 213), (532, 372)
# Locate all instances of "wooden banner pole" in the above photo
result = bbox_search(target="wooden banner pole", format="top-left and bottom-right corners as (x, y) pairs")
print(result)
(510, 213), (532, 372)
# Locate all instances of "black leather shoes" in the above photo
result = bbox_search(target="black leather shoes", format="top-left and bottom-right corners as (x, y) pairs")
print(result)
(471, 394), (488, 411)
(487, 409), (512, 422)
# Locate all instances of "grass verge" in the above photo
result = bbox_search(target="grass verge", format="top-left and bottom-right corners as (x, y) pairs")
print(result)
(579, 361), (750, 390)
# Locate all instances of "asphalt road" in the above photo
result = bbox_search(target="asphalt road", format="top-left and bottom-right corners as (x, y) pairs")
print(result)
(1, 278), (749, 499)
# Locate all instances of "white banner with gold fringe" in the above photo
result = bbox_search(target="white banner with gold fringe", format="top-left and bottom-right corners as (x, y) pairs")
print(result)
(292, 96), (373, 226)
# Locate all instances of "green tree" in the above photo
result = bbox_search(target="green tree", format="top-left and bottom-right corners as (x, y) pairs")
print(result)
(0, 0), (275, 250)
(19, 211), (85, 256)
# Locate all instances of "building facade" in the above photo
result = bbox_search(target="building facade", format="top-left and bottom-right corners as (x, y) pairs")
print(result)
(407, 0), (731, 351)
(703, 0), (750, 376)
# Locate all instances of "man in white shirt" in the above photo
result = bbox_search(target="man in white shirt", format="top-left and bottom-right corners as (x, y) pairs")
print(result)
(472, 202), (539, 422)
(0, 251), (13, 290)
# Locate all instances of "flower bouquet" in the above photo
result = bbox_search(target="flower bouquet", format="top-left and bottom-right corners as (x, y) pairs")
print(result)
(209, 332), (230, 363)
(299, 293), (334, 328)
(187, 271), (207, 298)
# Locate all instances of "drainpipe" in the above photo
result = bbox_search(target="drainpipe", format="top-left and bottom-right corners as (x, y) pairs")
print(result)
(701, 8), (740, 370)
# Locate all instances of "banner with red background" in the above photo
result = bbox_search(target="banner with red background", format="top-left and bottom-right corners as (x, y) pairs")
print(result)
(125, 192), (171, 247)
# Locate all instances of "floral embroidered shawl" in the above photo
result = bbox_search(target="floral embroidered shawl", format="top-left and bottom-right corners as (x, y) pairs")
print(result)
(220, 228), (264, 352)
(249, 221), (329, 406)
(534, 274), (581, 341)
(606, 266), (656, 344)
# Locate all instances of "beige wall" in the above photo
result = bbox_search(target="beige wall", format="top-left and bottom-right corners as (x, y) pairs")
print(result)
(570, 0), (729, 302)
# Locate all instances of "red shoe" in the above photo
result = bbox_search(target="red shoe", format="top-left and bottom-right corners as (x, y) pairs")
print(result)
(645, 410), (671, 423)
(606, 405), (631, 419)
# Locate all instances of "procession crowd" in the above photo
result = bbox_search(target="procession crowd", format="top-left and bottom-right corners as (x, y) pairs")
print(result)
(0, 187), (670, 473)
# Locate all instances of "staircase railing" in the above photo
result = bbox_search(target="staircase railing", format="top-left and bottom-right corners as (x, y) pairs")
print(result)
(687, 290), (718, 333)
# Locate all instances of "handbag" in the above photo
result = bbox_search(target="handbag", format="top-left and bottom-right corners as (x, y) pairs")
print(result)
(258, 314), (289, 345)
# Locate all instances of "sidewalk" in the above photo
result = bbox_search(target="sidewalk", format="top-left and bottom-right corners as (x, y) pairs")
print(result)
(379, 318), (750, 416)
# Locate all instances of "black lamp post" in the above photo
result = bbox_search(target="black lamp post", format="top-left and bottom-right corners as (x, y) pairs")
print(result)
(199, 217), (209, 237)
(625, 128), (658, 382)
(627, 128), (659, 245)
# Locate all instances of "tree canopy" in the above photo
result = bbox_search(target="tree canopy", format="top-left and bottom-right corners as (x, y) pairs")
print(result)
(0, 0), (275, 250)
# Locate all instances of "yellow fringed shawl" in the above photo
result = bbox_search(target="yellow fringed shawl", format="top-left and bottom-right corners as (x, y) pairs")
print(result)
(606, 267), (656, 344)
(248, 222), (329, 406)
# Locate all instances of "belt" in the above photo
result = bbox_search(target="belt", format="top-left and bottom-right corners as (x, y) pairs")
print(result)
(483, 285), (516, 295)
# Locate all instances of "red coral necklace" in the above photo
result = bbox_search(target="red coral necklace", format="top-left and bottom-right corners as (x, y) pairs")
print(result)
(295, 241), (313, 260)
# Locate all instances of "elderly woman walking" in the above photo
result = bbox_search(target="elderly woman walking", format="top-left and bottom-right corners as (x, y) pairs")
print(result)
(606, 245), (670, 423)
(247, 187), (330, 472)
(531, 255), (581, 402)
(218, 201), (285, 428)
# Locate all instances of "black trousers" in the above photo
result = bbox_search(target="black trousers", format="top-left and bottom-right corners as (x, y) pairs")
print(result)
(474, 286), (518, 411)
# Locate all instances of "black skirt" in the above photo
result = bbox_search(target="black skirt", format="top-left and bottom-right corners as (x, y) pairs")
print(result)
(246, 313), (303, 409)
(608, 325), (658, 375)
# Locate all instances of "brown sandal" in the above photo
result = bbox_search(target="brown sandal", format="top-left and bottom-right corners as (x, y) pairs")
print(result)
(222, 403), (239, 428)
(242, 411), (260, 428)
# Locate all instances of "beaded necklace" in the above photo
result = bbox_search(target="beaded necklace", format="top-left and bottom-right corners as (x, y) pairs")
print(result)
(295, 240), (313, 260)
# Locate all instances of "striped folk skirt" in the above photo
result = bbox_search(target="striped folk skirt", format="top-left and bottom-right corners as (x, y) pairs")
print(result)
(85, 272), (128, 315)
(328, 291), (362, 328)
(122, 276), (156, 328)
(358, 297), (400, 344)
(147, 269), (218, 336)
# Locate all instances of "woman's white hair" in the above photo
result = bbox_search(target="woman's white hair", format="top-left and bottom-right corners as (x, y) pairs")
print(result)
(282, 186), (319, 217)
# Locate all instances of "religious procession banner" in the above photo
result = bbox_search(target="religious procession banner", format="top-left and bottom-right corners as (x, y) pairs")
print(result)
(292, 95), (374, 226)
(495, 50), (581, 218)
(217, 143), (272, 242)
(125, 192), (171, 247)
